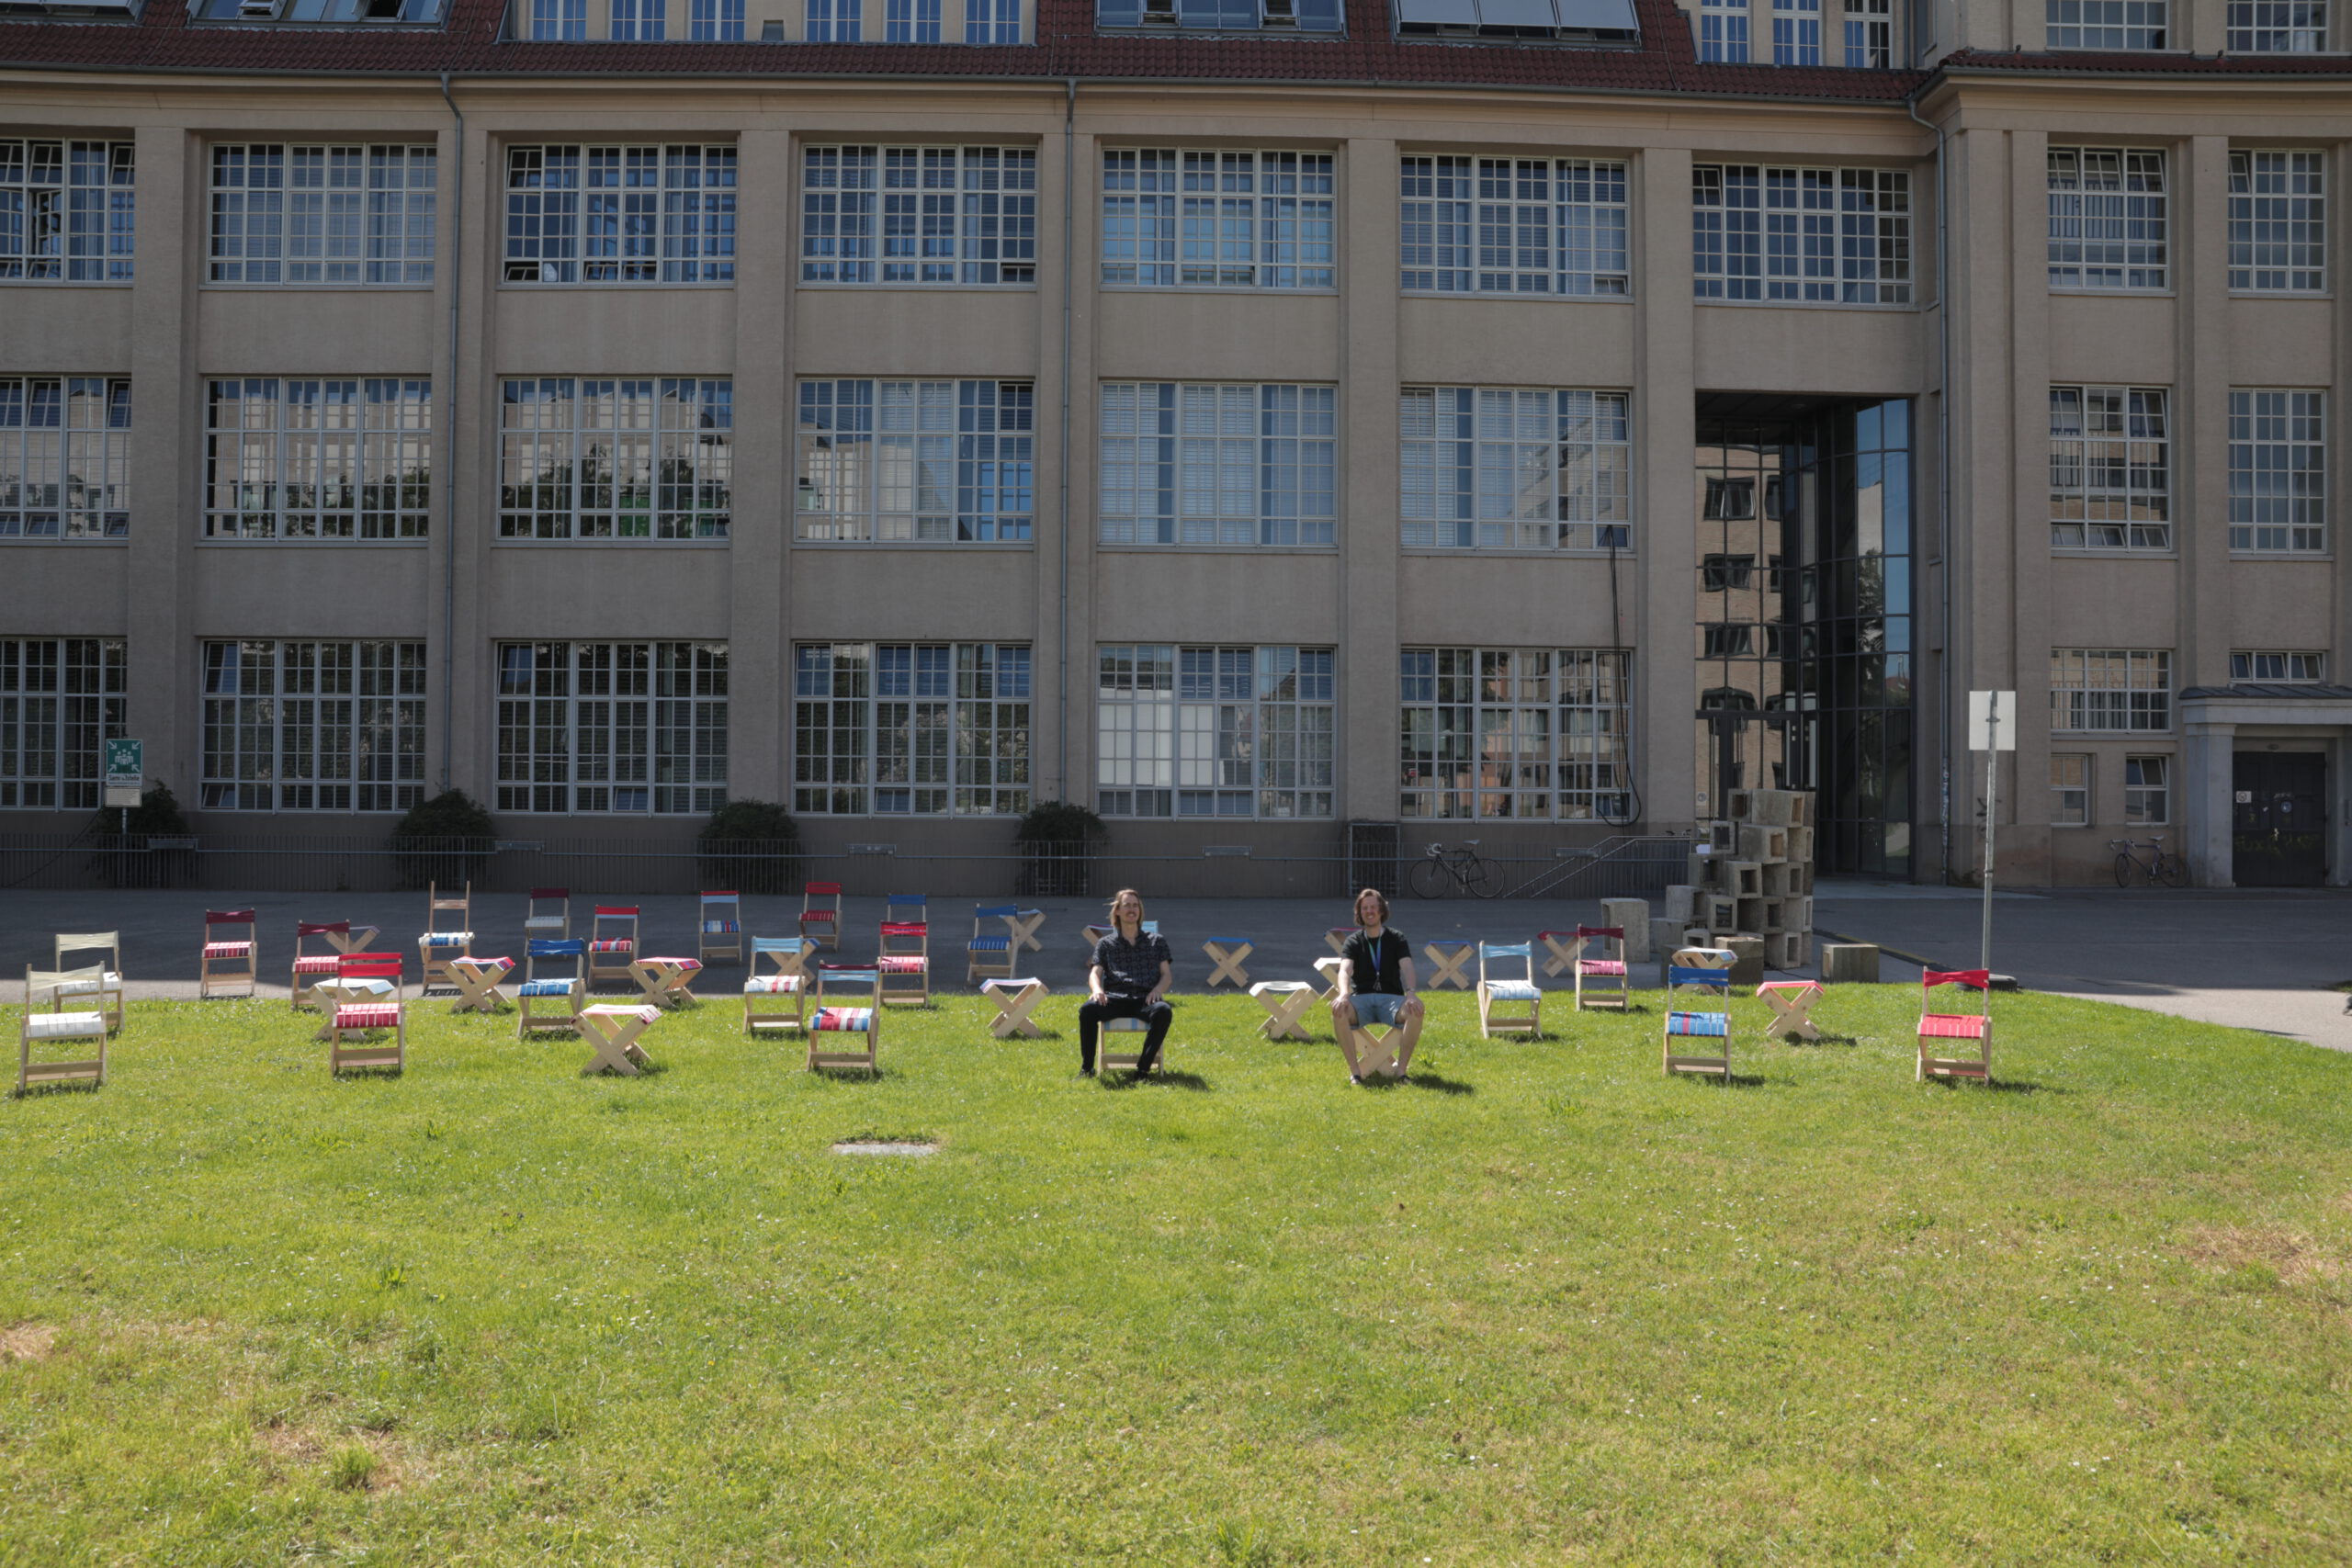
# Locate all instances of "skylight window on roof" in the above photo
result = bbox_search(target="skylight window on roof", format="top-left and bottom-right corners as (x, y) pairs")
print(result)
(0, 0), (142, 17)
(1394, 0), (1637, 39)
(1095, 0), (1340, 31)
(191, 0), (447, 22)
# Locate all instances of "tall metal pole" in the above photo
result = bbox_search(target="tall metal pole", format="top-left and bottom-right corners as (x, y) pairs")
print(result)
(1978, 691), (1998, 974)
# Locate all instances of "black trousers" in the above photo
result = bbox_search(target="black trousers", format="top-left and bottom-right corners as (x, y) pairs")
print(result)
(1077, 995), (1172, 1072)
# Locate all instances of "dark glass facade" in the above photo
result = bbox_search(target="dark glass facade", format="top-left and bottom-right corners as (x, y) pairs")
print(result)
(1693, 397), (1914, 877)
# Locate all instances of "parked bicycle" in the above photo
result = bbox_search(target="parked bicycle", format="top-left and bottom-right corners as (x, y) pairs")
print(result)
(2109, 834), (2187, 888)
(1410, 840), (1501, 899)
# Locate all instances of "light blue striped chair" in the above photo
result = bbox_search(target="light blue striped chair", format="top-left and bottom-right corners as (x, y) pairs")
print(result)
(968, 904), (1019, 986)
(744, 936), (810, 1035)
(1476, 942), (1542, 1038)
(517, 938), (585, 1038)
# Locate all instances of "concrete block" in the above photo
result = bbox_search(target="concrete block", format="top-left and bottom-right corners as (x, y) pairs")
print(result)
(1738, 823), (1789, 862)
(1786, 825), (1815, 863)
(1749, 789), (1796, 827)
(1759, 862), (1792, 897)
(1708, 821), (1736, 855)
(1703, 894), (1736, 932)
(1726, 789), (1754, 821)
(1789, 792), (1815, 828)
(1821, 943), (1879, 985)
(1788, 931), (1812, 967)
(1729, 861), (1762, 897)
(1603, 899), (1650, 961)
(1766, 931), (1801, 968)
(1737, 897), (1766, 932)
(1663, 884), (1698, 921)
(1648, 917), (1686, 964)
(1760, 897), (1785, 933)
(1783, 896), (1812, 931)
(1682, 925), (1712, 948)
(1724, 935), (1766, 988)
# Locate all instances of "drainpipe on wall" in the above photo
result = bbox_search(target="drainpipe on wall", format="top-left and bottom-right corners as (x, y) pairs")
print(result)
(436, 73), (466, 795)
(1907, 92), (1954, 883)
(1057, 77), (1075, 803)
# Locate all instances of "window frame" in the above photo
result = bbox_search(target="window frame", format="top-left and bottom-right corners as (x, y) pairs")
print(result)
(0, 637), (126, 809)
(2050, 649), (2172, 734)
(2228, 388), (2326, 554)
(494, 640), (729, 815)
(2226, 0), (2326, 49)
(1098, 381), (1338, 548)
(1100, 149), (1338, 292)
(1095, 643), (1336, 820)
(793, 378), (1035, 544)
(202, 378), (432, 543)
(1691, 164), (1913, 306)
(2123, 754), (2170, 826)
(791, 641), (1034, 816)
(207, 144), (437, 288)
(496, 377), (732, 543)
(1398, 386), (1633, 552)
(502, 143), (737, 286)
(1399, 646), (1633, 822)
(0, 140), (134, 285)
(2045, 0), (2167, 49)
(1772, 0), (1823, 63)
(1397, 154), (1630, 298)
(2227, 150), (2324, 294)
(2048, 147), (2168, 292)
(798, 145), (1038, 287)
(198, 638), (427, 813)
(2051, 752), (2090, 826)
(2231, 649), (2328, 682)
(0, 377), (130, 540)
(2049, 384), (2171, 552)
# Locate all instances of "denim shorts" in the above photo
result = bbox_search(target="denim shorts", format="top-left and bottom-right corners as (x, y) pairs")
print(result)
(1350, 992), (1407, 1026)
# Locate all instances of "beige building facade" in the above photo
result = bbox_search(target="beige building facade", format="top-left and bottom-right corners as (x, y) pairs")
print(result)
(1, 0), (2346, 887)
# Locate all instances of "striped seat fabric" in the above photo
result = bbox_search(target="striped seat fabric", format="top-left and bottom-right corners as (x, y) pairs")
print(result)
(1578, 959), (1628, 976)
(645, 956), (703, 971)
(475, 956), (516, 972)
(877, 956), (927, 973)
(745, 975), (804, 994)
(812, 1007), (873, 1032)
(583, 1004), (662, 1023)
(1665, 1011), (1729, 1038)
(518, 978), (577, 998)
(967, 935), (1010, 952)
(588, 940), (634, 953)
(202, 941), (253, 957)
(1485, 980), (1540, 1000)
(703, 920), (739, 934)
(54, 970), (124, 991)
(1919, 1014), (1988, 1039)
(334, 1004), (402, 1029)
(419, 931), (473, 945)
(26, 1012), (107, 1040)
(291, 955), (342, 975)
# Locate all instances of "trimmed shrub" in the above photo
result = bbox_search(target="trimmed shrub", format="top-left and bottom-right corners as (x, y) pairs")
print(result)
(697, 800), (802, 896)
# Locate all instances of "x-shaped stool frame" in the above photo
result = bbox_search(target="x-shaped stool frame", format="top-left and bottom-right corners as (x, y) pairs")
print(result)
(981, 976), (1049, 1038)
(326, 925), (379, 956)
(1536, 930), (1582, 979)
(1758, 979), (1825, 1042)
(1202, 938), (1253, 990)
(447, 955), (516, 1014)
(1421, 941), (1475, 990)
(1004, 908), (1046, 955)
(1313, 956), (1345, 1005)
(629, 957), (704, 1009)
(1250, 980), (1317, 1041)
(1348, 1024), (1404, 1079)
(579, 1004), (661, 1076)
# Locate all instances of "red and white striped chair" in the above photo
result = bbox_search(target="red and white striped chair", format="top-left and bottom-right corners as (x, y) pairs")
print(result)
(1917, 969), (1993, 1083)
(808, 965), (880, 1074)
(800, 882), (842, 952)
(588, 906), (639, 987)
(326, 954), (406, 1073)
(200, 909), (258, 998)
(877, 920), (930, 1007)
(744, 936), (809, 1035)
(290, 920), (351, 1011)
(1569, 924), (1629, 1011)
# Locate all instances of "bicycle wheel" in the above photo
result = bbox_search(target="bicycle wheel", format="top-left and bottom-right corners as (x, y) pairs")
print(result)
(1409, 855), (1448, 899)
(2156, 855), (2188, 888)
(1466, 853), (1504, 899)
(2112, 852), (2136, 888)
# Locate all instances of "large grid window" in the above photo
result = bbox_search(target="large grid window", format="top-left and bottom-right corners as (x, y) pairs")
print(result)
(2228, 0), (2325, 47)
(1, 378), (129, 539)
(0, 637), (125, 809)
(503, 145), (735, 284)
(203, 378), (431, 541)
(1772, 0), (1822, 62)
(527, 0), (587, 35)
(966, 0), (1021, 39)
(1102, 151), (1335, 289)
(1697, 0), (1747, 57)
(1398, 156), (1629, 297)
(2051, 754), (2089, 826)
(2050, 386), (2169, 550)
(1692, 165), (1911, 304)
(2046, 0), (2165, 46)
(792, 642), (1032, 815)
(199, 640), (426, 812)
(209, 145), (435, 286)
(1399, 648), (1631, 821)
(2048, 149), (2166, 290)
(0, 141), (133, 283)
(2051, 649), (2171, 733)
(2124, 756), (2169, 825)
(1099, 383), (1335, 547)
(884, 0), (941, 39)
(495, 641), (728, 814)
(689, 0), (747, 37)
(800, 147), (1036, 285)
(1844, 0), (1891, 65)
(806, 0), (861, 37)
(1096, 645), (1335, 818)
(795, 379), (1033, 543)
(498, 378), (731, 541)
(1399, 388), (1632, 551)
(2228, 389), (2325, 553)
(2232, 650), (2327, 682)
(2228, 151), (2324, 292)
(610, 0), (666, 39)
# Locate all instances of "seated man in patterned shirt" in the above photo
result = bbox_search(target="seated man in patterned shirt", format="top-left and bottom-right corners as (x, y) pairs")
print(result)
(1079, 887), (1172, 1077)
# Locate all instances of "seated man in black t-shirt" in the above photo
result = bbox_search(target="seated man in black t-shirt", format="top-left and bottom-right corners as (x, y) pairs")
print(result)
(1330, 887), (1423, 1082)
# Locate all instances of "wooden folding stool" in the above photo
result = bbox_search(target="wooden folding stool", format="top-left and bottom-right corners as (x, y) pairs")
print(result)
(447, 954), (517, 1014)
(981, 976), (1049, 1038)
(1202, 937), (1253, 989)
(1420, 941), (1475, 991)
(1758, 978), (1825, 1042)
(579, 1004), (661, 1077)
(628, 955), (704, 1008)
(1250, 980), (1317, 1042)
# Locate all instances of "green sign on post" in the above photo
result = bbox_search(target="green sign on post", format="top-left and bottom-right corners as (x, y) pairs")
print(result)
(104, 739), (142, 807)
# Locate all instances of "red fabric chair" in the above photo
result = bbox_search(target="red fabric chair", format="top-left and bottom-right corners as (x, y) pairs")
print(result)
(1917, 969), (1992, 1082)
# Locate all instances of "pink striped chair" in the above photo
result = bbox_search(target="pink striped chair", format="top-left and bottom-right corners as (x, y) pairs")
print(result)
(588, 906), (639, 987)
(200, 909), (258, 999)
(1917, 969), (1993, 1083)
(326, 954), (406, 1073)
(290, 920), (350, 1011)
(1570, 924), (1629, 1011)
(877, 920), (930, 1006)
(800, 883), (842, 952)
(808, 965), (881, 1074)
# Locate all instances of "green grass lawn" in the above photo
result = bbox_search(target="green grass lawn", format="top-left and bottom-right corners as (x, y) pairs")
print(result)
(4, 984), (2350, 1565)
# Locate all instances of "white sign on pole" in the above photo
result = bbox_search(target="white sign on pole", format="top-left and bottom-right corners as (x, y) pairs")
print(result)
(1968, 691), (2018, 751)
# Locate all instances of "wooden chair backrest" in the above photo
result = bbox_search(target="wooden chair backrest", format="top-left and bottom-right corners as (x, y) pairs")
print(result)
(1923, 968), (1992, 1019)
(879, 922), (928, 957)
(426, 881), (470, 917)
(886, 893), (927, 925)
(28, 964), (105, 1004)
(526, 938), (585, 982)
(1479, 942), (1532, 985)
(804, 882), (842, 909)
(55, 931), (120, 968)
(205, 908), (255, 936)
(753, 936), (808, 976)
(592, 907), (639, 941)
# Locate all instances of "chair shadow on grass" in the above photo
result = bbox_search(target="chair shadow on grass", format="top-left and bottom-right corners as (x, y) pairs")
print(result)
(1400, 1071), (1475, 1096)
(1102, 1068), (1210, 1092)
(1926, 1074), (2063, 1096)
(1675, 1071), (1770, 1089)
(10, 1079), (103, 1100)
(582, 1060), (673, 1079)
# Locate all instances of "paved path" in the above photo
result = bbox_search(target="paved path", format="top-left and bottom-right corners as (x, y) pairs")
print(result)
(6, 883), (2346, 1049)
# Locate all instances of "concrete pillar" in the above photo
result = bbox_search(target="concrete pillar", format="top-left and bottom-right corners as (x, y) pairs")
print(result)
(442, 100), (493, 802)
(2179, 137), (2232, 690)
(727, 128), (793, 803)
(125, 124), (193, 797)
(2182, 719), (2235, 887)
(1634, 147), (1698, 834)
(1340, 137), (1401, 826)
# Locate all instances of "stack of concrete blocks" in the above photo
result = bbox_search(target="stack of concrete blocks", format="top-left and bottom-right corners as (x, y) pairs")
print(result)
(1660, 789), (1816, 976)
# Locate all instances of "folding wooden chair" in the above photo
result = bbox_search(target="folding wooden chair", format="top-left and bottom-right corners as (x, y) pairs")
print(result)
(523, 887), (571, 942)
(51, 931), (124, 1030)
(1569, 924), (1630, 1011)
(1663, 949), (1733, 1081)
(877, 920), (931, 1006)
(800, 882), (842, 952)
(698, 890), (744, 965)
(326, 954), (406, 1073)
(886, 892), (928, 928)
(1917, 969), (1993, 1083)
(199, 909), (258, 998)
(1098, 1017), (1169, 1074)
(418, 881), (474, 993)
(968, 904), (1019, 986)
(517, 938), (586, 1038)
(290, 920), (350, 1011)
(744, 937), (810, 1035)
(20, 966), (108, 1090)
(1476, 942), (1542, 1038)
(588, 906), (639, 987)
(809, 965), (881, 1073)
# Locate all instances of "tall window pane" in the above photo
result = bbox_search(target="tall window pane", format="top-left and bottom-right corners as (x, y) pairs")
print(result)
(1099, 383), (1335, 547)
(209, 144), (436, 286)
(2049, 649), (2171, 732)
(2048, 148), (2167, 290)
(2227, 0), (2325, 47)
(1097, 644), (1333, 818)
(503, 145), (735, 284)
(0, 140), (133, 282)
(2228, 150), (2324, 292)
(2047, 0), (2166, 46)
(2049, 385), (2168, 550)
(0, 377), (130, 538)
(1101, 150), (1334, 290)
(0, 637), (126, 808)
(801, 146), (1036, 286)
(792, 642), (1031, 815)
(1398, 156), (1628, 297)
(200, 639), (426, 811)
(1400, 387), (1632, 551)
(795, 378), (1033, 543)
(1400, 648), (1631, 820)
(2229, 389), (2325, 552)
(1693, 165), (1911, 304)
